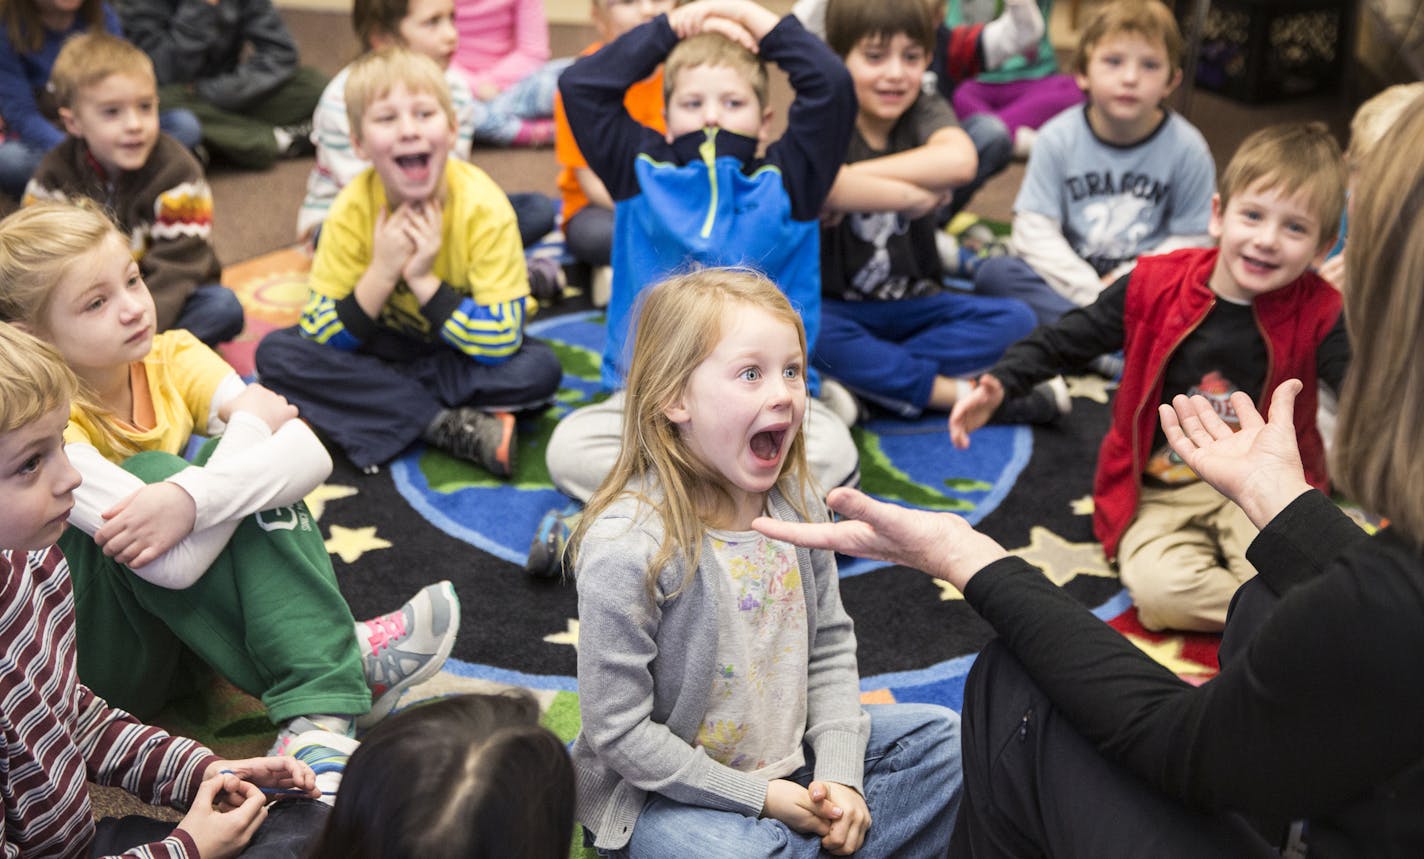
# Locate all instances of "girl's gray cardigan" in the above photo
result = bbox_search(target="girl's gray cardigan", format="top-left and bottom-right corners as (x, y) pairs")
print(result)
(571, 486), (871, 850)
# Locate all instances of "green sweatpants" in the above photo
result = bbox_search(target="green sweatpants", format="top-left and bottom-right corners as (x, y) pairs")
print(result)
(60, 443), (370, 724)
(159, 66), (327, 169)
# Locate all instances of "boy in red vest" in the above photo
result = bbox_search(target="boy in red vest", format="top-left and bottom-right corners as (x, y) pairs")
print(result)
(950, 122), (1349, 633)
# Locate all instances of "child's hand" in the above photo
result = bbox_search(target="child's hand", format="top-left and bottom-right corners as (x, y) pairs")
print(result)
(668, 0), (776, 47)
(1318, 252), (1346, 291)
(176, 772), (267, 859)
(204, 756), (320, 800)
(371, 206), (415, 286)
(96, 483), (197, 569)
(948, 374), (1005, 448)
(809, 781), (871, 855)
(219, 384), (298, 433)
(400, 199), (443, 301)
(762, 779), (831, 837)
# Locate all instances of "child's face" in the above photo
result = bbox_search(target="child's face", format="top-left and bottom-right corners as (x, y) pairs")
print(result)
(664, 64), (770, 144)
(34, 0), (84, 23)
(593, 0), (675, 43)
(1076, 31), (1180, 142)
(1208, 180), (1332, 303)
(844, 33), (929, 130)
(663, 304), (806, 519)
(59, 73), (160, 177)
(0, 402), (82, 552)
(396, 0), (458, 69)
(355, 83), (453, 208)
(38, 233), (155, 383)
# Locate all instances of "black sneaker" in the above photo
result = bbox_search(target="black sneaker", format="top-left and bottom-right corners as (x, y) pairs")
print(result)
(988, 376), (1071, 426)
(526, 503), (581, 579)
(278, 120), (315, 158)
(526, 256), (566, 304)
(426, 408), (516, 477)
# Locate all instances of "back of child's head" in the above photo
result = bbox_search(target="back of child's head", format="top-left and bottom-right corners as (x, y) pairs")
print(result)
(1072, 0), (1182, 76)
(570, 267), (811, 598)
(663, 33), (769, 111)
(344, 46), (456, 139)
(0, 201), (121, 330)
(351, 0), (410, 51)
(48, 32), (157, 111)
(824, 0), (936, 59)
(1218, 122), (1346, 248)
(1334, 95), (1424, 550)
(305, 692), (574, 859)
(1347, 82), (1424, 166)
(0, 323), (77, 436)
(1, 0), (105, 55)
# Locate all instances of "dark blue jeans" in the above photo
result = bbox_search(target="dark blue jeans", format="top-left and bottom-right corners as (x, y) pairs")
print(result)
(89, 798), (328, 857)
(175, 283), (246, 347)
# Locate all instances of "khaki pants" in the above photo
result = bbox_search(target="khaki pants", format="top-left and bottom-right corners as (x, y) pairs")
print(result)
(1117, 480), (1257, 633)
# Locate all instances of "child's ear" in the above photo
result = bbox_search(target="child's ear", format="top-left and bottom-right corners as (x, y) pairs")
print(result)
(368, 29), (396, 52)
(663, 396), (691, 426)
(1162, 67), (1184, 100)
(1207, 193), (1224, 241)
(59, 107), (80, 137)
(351, 133), (367, 161)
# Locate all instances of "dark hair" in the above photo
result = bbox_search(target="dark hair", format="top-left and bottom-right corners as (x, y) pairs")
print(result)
(352, 0), (410, 50)
(2, 0), (106, 55)
(305, 692), (575, 859)
(824, 0), (936, 59)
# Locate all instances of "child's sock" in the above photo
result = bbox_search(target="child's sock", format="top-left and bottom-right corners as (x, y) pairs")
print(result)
(981, 0), (1045, 70)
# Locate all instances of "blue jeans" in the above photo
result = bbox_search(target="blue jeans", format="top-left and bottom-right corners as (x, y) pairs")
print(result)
(0, 109), (201, 199)
(604, 704), (961, 859)
(175, 283), (246, 346)
(973, 256), (1080, 326)
(90, 798), (327, 857)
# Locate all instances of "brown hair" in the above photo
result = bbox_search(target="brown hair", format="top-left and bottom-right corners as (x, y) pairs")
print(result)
(824, 0), (936, 58)
(567, 267), (813, 599)
(1072, 0), (1183, 76)
(663, 32), (769, 111)
(352, 0), (410, 51)
(1333, 96), (1424, 548)
(2, 0), (106, 56)
(345, 47), (456, 140)
(49, 32), (156, 109)
(1218, 122), (1347, 248)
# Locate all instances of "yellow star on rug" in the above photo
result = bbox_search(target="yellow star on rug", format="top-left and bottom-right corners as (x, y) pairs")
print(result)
(544, 618), (579, 649)
(325, 525), (391, 563)
(1071, 495), (1095, 516)
(304, 483), (358, 520)
(1065, 373), (1115, 404)
(1012, 526), (1114, 586)
(1124, 633), (1214, 678)
(933, 579), (965, 602)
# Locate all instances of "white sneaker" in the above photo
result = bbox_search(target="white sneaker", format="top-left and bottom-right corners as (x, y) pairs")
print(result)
(284, 729), (360, 806)
(355, 581), (460, 728)
(591, 265), (613, 309)
(818, 378), (861, 426)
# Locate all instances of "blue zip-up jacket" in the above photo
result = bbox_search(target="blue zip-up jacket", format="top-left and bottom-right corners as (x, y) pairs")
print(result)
(559, 14), (855, 393)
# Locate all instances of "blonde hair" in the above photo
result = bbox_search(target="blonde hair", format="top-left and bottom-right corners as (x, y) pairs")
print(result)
(1072, 0), (1183, 76)
(1347, 82), (1424, 165)
(49, 32), (156, 109)
(0, 323), (77, 435)
(568, 268), (812, 599)
(1218, 122), (1346, 248)
(345, 47), (456, 140)
(663, 33), (769, 112)
(0, 201), (141, 457)
(1333, 96), (1424, 549)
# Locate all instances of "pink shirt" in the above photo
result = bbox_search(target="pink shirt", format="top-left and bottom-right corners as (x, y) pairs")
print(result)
(452, 0), (550, 94)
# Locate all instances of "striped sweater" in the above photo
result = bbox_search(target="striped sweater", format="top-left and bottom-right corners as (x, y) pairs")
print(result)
(1, 546), (218, 859)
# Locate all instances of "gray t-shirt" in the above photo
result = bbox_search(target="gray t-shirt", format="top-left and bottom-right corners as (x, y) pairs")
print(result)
(1014, 106), (1215, 275)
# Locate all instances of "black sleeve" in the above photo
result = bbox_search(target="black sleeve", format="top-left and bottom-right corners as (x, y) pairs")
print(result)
(557, 16), (678, 202)
(1315, 313), (1350, 395)
(990, 275), (1129, 397)
(964, 489), (1424, 818)
(760, 15), (857, 221)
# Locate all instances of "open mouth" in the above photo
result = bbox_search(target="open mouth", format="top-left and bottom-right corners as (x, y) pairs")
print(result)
(749, 427), (787, 464)
(395, 153), (432, 178)
(1241, 254), (1280, 274)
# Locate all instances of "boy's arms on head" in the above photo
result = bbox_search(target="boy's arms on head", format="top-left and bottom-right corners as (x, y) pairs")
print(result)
(667, 0), (782, 45)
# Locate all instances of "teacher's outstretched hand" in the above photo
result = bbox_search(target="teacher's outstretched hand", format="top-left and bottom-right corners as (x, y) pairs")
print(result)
(753, 487), (1010, 594)
(1159, 378), (1314, 530)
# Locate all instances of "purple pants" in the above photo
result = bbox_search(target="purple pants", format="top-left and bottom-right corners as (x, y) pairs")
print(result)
(953, 74), (1085, 134)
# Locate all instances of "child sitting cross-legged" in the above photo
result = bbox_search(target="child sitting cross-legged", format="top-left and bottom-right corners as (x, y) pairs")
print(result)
(570, 268), (961, 856)
(0, 321), (334, 857)
(950, 122), (1350, 634)
(0, 200), (460, 761)
(258, 47), (563, 476)
(23, 33), (244, 348)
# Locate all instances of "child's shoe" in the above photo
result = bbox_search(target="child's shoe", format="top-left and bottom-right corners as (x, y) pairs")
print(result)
(526, 504), (582, 579)
(527, 255), (567, 304)
(284, 729), (360, 806)
(356, 580), (461, 728)
(988, 376), (1071, 426)
(425, 408), (517, 477)
(268, 715), (354, 757)
(1087, 352), (1125, 380)
(591, 265), (613, 309)
(817, 378), (862, 427)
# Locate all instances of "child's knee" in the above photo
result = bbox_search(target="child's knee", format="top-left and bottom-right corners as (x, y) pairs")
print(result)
(121, 450), (194, 483)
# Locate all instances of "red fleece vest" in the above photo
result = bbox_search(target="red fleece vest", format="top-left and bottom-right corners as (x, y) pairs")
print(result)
(1093, 248), (1340, 559)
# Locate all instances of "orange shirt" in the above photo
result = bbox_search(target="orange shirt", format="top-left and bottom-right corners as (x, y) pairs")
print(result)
(555, 41), (666, 223)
